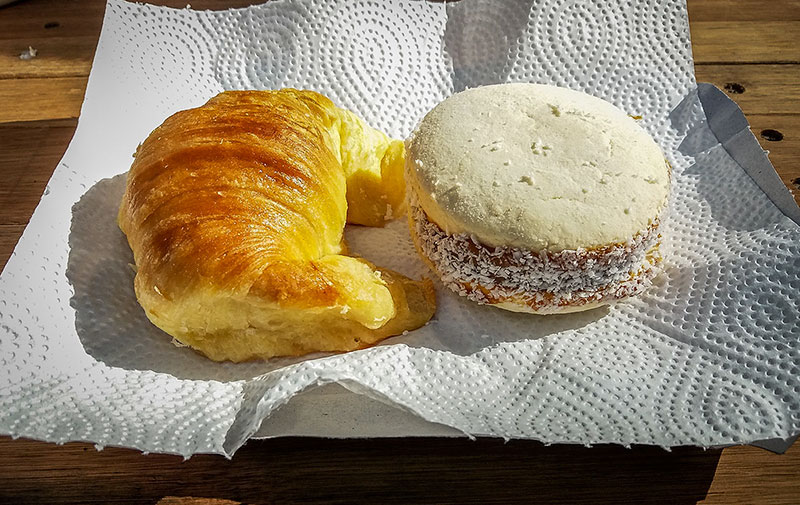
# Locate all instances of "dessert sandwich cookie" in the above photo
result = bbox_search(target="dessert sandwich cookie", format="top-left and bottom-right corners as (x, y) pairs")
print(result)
(405, 83), (671, 314)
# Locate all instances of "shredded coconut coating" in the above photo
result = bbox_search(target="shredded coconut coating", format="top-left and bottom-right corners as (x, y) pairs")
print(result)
(409, 196), (662, 313)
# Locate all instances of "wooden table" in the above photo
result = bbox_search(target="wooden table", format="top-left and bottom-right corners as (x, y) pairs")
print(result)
(1, 0), (799, 503)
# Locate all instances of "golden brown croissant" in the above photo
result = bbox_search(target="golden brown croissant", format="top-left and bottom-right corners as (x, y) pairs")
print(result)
(118, 89), (435, 362)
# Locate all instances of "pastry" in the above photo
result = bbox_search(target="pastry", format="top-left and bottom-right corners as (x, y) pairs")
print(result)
(405, 83), (670, 313)
(118, 89), (435, 362)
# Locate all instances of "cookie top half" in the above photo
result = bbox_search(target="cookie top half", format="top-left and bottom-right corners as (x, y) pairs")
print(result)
(405, 83), (670, 251)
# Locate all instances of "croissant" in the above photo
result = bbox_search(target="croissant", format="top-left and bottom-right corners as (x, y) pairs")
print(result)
(118, 89), (435, 362)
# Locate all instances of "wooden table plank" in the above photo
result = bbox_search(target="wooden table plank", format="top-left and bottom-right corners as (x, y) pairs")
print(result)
(0, 224), (26, 271)
(690, 21), (800, 64)
(0, 120), (72, 270)
(0, 37), (97, 79)
(0, 0), (105, 41)
(687, 0), (800, 21)
(0, 436), (725, 505)
(699, 444), (800, 505)
(0, 122), (74, 225)
(0, 77), (87, 122)
(158, 498), (241, 505)
(694, 64), (800, 115)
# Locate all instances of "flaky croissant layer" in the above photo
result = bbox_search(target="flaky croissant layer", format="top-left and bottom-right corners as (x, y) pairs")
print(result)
(118, 89), (435, 362)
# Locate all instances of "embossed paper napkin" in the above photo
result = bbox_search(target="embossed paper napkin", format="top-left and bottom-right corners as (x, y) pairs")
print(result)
(1, 0), (798, 457)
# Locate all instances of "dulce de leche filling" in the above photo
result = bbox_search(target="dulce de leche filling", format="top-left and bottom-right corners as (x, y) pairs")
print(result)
(408, 194), (663, 313)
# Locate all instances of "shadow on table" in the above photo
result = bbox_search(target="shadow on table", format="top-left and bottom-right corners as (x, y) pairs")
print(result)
(1, 436), (724, 505)
(214, 439), (723, 505)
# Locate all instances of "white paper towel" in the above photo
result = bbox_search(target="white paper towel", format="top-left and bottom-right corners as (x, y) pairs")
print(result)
(1, 0), (798, 457)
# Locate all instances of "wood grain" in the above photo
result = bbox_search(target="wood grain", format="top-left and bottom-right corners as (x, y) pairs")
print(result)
(0, 37), (97, 79)
(0, 123), (74, 224)
(0, 77), (87, 122)
(687, 0), (800, 21)
(0, 121), (74, 269)
(0, 436), (725, 505)
(158, 498), (242, 505)
(0, 225), (26, 271)
(690, 21), (800, 64)
(0, 0), (105, 40)
(2, 435), (798, 505)
(699, 444), (800, 505)
(694, 65), (800, 115)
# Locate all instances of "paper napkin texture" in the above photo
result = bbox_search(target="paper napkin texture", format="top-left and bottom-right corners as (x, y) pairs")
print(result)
(1, 0), (798, 457)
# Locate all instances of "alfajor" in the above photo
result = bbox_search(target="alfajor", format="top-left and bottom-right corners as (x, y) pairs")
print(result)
(405, 83), (670, 314)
